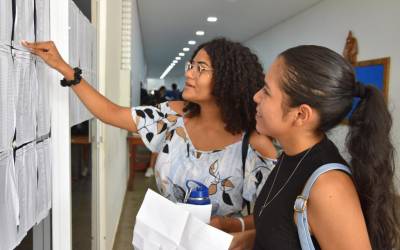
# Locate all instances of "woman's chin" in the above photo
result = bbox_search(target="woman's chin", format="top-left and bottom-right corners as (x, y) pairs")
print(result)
(182, 91), (194, 102)
(255, 124), (268, 136)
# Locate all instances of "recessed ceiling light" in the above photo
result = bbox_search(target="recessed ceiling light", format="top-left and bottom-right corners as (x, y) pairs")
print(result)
(160, 64), (175, 79)
(183, 47), (190, 52)
(175, 57), (181, 60)
(207, 17), (218, 22)
(179, 52), (185, 57)
(173, 60), (178, 63)
(195, 30), (205, 36)
(188, 41), (196, 45)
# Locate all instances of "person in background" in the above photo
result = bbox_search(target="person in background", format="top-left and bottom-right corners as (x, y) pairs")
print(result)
(229, 45), (400, 250)
(165, 83), (181, 100)
(22, 38), (277, 234)
(140, 81), (150, 105)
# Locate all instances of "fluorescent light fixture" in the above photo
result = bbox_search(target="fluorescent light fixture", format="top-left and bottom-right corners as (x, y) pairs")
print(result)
(179, 52), (185, 56)
(160, 64), (175, 79)
(175, 57), (181, 60)
(207, 17), (218, 22)
(195, 30), (205, 36)
(173, 60), (178, 63)
(188, 40), (196, 45)
(183, 47), (190, 52)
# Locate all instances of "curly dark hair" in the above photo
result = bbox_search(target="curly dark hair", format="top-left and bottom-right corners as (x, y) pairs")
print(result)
(183, 38), (264, 134)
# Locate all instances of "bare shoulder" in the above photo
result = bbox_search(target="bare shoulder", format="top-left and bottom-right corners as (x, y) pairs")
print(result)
(307, 170), (370, 249)
(310, 170), (356, 201)
(168, 101), (185, 115)
(248, 131), (277, 159)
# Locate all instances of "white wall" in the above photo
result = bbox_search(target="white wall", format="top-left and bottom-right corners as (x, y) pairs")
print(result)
(50, 0), (71, 248)
(245, 0), (400, 189)
(146, 77), (165, 91)
(98, 0), (131, 249)
(131, 0), (147, 107)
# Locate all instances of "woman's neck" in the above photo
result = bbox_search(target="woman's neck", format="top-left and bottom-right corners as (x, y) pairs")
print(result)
(279, 131), (324, 156)
(194, 101), (224, 127)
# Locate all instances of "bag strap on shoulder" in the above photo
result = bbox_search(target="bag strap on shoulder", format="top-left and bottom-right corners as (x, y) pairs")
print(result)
(294, 163), (351, 250)
(241, 132), (251, 214)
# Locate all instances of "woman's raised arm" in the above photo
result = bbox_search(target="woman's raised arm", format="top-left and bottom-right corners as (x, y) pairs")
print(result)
(22, 40), (137, 132)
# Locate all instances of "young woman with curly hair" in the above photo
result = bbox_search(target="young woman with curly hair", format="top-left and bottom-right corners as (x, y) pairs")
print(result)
(230, 45), (400, 250)
(22, 38), (277, 233)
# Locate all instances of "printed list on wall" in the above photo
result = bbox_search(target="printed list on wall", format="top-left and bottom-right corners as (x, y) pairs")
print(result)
(0, 0), (97, 249)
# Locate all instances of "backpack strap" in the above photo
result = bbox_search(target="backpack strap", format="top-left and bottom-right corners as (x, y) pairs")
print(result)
(241, 132), (251, 214)
(294, 163), (351, 250)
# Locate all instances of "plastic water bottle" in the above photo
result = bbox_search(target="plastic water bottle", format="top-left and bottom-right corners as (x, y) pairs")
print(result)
(185, 180), (211, 205)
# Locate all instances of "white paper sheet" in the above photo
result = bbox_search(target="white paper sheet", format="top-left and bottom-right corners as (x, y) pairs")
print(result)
(132, 189), (233, 250)
(68, 1), (97, 127)
(35, 0), (50, 41)
(36, 60), (51, 137)
(69, 1), (79, 67)
(15, 142), (37, 244)
(0, 150), (20, 250)
(0, 48), (16, 152)
(36, 139), (51, 222)
(176, 203), (212, 224)
(14, 51), (37, 147)
(13, 0), (35, 51)
(0, 0), (13, 44)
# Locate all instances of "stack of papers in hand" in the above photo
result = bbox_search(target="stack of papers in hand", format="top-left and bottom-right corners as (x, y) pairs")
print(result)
(132, 189), (233, 250)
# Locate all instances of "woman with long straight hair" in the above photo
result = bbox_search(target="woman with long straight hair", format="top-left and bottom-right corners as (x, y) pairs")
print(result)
(230, 45), (399, 250)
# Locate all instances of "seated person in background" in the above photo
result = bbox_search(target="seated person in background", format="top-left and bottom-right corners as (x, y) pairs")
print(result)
(165, 83), (181, 100)
(22, 38), (277, 233)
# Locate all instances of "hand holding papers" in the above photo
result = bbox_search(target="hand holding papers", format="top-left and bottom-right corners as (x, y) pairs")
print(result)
(132, 189), (233, 250)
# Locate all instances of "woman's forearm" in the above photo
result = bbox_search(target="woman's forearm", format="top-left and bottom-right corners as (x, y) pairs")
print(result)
(211, 215), (255, 233)
(60, 64), (136, 132)
(21, 41), (137, 132)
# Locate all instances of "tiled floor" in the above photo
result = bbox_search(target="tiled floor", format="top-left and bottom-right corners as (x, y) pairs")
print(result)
(113, 171), (157, 250)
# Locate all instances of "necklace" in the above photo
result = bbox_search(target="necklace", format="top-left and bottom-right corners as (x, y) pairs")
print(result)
(258, 147), (313, 216)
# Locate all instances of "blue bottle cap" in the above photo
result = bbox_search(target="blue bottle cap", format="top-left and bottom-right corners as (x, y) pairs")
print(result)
(185, 180), (211, 205)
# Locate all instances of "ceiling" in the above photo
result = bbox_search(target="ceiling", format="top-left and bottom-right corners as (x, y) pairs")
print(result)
(137, 0), (321, 78)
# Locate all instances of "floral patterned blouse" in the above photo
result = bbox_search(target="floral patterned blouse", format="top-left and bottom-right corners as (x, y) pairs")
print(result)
(131, 102), (276, 216)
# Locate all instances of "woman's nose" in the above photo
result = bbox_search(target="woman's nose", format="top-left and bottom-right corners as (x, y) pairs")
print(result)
(253, 89), (261, 103)
(185, 68), (195, 79)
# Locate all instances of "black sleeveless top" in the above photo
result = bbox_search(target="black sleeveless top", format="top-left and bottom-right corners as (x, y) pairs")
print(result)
(253, 136), (348, 250)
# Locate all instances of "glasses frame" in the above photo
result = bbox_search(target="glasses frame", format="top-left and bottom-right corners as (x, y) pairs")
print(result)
(185, 61), (213, 76)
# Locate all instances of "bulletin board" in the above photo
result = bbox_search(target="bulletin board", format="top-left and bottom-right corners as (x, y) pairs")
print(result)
(354, 57), (390, 102)
(344, 57), (390, 121)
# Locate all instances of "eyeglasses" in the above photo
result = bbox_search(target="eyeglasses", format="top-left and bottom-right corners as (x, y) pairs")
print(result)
(185, 61), (213, 76)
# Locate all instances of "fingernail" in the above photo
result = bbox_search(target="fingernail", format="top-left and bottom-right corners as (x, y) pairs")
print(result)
(20, 40), (28, 46)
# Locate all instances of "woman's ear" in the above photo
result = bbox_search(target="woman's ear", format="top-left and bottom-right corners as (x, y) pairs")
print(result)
(293, 104), (313, 127)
